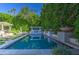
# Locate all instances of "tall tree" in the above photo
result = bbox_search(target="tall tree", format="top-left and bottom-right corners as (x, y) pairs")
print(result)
(40, 3), (79, 31)
(8, 8), (16, 16)
(15, 7), (40, 31)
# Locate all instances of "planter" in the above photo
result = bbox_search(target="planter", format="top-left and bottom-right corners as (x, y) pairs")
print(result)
(60, 27), (73, 32)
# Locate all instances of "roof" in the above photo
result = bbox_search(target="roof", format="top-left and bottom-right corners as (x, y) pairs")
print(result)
(0, 22), (12, 26)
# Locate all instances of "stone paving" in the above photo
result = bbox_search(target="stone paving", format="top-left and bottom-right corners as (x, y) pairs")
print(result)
(0, 34), (27, 49)
(0, 33), (53, 55)
(0, 49), (52, 55)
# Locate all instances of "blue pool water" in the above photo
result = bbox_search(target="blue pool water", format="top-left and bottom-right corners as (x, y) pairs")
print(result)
(6, 35), (58, 49)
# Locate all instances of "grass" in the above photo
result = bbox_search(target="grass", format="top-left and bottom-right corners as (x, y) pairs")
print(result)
(0, 34), (20, 45)
(0, 32), (26, 45)
(0, 38), (6, 45)
(0, 41), (5, 45)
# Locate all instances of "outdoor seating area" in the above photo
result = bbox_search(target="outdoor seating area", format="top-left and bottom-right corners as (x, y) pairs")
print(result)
(0, 22), (16, 45)
(0, 22), (13, 38)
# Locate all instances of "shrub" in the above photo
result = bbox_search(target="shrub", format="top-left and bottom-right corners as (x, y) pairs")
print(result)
(74, 15), (79, 42)
(53, 47), (72, 55)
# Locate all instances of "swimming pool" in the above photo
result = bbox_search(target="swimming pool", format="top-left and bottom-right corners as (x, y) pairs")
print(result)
(5, 35), (72, 49)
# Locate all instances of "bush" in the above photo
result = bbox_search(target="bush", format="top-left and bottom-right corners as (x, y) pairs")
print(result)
(53, 47), (72, 55)
(0, 41), (5, 45)
(74, 15), (79, 42)
(0, 38), (6, 45)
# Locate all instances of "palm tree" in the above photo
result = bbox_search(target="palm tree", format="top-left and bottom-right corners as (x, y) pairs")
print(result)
(8, 8), (16, 16)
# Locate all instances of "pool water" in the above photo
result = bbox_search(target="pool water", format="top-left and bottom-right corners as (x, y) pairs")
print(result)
(6, 35), (72, 49)
(6, 35), (58, 49)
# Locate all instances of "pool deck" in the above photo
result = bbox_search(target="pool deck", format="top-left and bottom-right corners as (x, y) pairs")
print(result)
(0, 33), (53, 55)
(0, 34), (28, 49)
(0, 49), (52, 55)
(44, 33), (79, 49)
(0, 32), (79, 55)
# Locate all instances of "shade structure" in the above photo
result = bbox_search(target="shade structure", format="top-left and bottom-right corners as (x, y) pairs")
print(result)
(0, 22), (13, 37)
(0, 22), (12, 26)
(0, 22), (12, 31)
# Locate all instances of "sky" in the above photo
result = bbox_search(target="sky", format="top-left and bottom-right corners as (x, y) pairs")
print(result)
(0, 3), (43, 15)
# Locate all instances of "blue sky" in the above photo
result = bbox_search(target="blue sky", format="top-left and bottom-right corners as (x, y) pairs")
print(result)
(0, 3), (43, 15)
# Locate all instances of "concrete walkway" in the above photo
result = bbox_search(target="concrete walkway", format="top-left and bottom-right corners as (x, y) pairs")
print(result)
(0, 49), (52, 55)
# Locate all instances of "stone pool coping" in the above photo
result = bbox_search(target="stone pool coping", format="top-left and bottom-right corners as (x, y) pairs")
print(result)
(0, 32), (79, 55)
(0, 34), (28, 49)
(44, 33), (79, 49)
(0, 33), (53, 55)
(0, 49), (52, 55)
